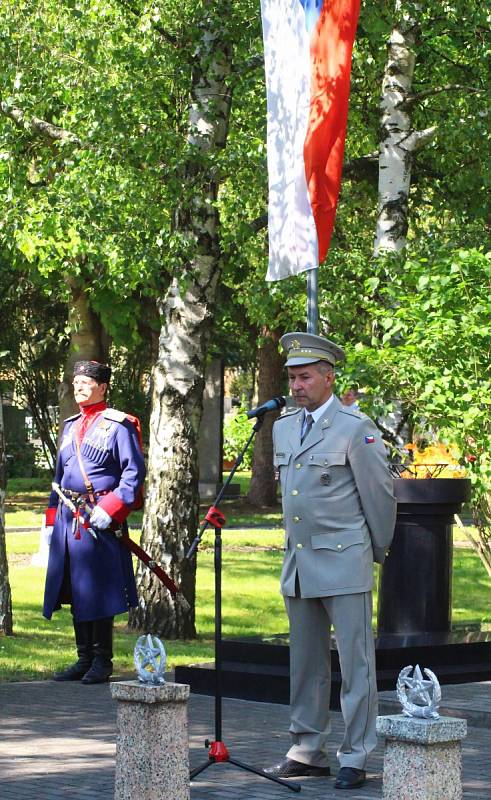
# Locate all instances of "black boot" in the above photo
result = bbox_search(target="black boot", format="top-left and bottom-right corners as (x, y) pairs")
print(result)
(81, 617), (113, 684)
(53, 620), (93, 681)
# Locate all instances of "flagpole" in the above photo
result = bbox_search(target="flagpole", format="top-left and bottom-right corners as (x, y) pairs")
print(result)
(306, 268), (318, 334)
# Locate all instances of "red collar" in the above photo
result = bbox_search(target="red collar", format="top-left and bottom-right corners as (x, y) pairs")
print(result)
(79, 401), (107, 418)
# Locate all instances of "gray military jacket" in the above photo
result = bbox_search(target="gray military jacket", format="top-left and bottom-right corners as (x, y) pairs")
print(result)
(272, 395), (396, 598)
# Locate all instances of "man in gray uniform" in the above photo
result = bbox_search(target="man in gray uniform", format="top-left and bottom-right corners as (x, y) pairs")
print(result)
(265, 332), (396, 790)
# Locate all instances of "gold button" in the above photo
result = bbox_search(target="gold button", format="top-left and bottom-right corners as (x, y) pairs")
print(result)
(296, 543), (303, 549)
(295, 462), (302, 469)
(337, 544), (342, 549)
(293, 516), (300, 523)
(291, 489), (299, 496)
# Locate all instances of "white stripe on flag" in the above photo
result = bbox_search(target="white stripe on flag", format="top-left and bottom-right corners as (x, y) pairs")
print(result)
(261, 0), (319, 281)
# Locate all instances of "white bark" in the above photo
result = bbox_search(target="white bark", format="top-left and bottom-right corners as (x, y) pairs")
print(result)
(375, 10), (436, 253)
(0, 101), (82, 145)
(130, 9), (233, 638)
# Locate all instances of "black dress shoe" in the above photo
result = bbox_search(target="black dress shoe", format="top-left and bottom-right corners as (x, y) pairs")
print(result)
(334, 767), (366, 789)
(264, 757), (330, 778)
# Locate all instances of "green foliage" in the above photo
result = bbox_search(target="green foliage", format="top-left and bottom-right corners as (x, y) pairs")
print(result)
(0, 0), (184, 344)
(223, 408), (255, 469)
(341, 245), (491, 504)
(0, 266), (67, 465)
(5, 443), (36, 479)
(0, 0), (490, 567)
(107, 342), (154, 438)
(1, 0), (488, 350)
(6, 477), (51, 495)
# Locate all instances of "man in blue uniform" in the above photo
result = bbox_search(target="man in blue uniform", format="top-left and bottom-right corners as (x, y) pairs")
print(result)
(43, 360), (145, 684)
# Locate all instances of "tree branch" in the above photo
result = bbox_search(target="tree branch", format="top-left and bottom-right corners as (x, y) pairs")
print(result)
(406, 84), (484, 106)
(249, 212), (268, 234)
(230, 53), (264, 78)
(343, 151), (379, 181)
(1, 101), (83, 146)
(424, 44), (476, 74)
(247, 151), (380, 235)
(116, 0), (178, 46)
(402, 126), (438, 152)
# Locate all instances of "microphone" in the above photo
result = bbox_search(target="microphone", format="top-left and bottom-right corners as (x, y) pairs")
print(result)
(246, 396), (286, 419)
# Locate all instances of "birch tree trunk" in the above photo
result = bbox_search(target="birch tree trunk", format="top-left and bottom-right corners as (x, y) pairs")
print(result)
(247, 328), (284, 507)
(0, 394), (13, 636)
(375, 6), (435, 253)
(129, 8), (233, 638)
(58, 278), (111, 427)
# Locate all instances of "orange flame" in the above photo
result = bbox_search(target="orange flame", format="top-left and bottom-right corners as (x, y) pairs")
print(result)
(399, 442), (467, 479)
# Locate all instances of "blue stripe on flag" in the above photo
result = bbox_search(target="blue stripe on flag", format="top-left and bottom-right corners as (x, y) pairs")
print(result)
(299, 0), (324, 33)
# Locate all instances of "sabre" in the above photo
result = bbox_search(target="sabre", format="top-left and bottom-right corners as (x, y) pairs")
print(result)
(51, 482), (98, 540)
(111, 526), (182, 602)
(52, 484), (183, 602)
(52, 481), (76, 513)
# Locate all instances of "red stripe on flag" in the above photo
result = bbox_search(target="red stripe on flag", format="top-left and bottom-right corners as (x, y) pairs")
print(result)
(304, 0), (360, 263)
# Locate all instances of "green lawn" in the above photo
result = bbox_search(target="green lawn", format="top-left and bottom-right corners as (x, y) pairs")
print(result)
(4, 472), (283, 529)
(1, 541), (287, 681)
(2, 525), (490, 681)
(2, 475), (489, 681)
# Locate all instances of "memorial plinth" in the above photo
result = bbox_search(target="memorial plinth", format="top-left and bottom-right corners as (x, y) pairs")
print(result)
(378, 478), (471, 636)
(176, 477), (491, 704)
(111, 680), (190, 800)
(376, 714), (467, 800)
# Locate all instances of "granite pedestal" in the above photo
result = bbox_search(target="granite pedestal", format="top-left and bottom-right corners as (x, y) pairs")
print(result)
(376, 714), (467, 800)
(111, 680), (190, 800)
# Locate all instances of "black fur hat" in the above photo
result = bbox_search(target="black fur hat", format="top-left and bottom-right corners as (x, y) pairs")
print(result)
(73, 360), (111, 384)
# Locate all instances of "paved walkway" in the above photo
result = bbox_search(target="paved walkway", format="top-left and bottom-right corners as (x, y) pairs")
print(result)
(0, 679), (490, 799)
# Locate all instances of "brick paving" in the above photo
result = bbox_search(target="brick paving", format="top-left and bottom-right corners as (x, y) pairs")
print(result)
(0, 680), (490, 799)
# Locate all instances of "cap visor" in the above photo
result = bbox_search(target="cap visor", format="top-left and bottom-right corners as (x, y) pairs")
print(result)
(285, 356), (334, 367)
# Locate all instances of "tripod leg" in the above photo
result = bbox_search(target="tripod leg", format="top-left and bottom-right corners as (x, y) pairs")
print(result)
(189, 494), (300, 794)
(228, 757), (301, 793)
(190, 759), (215, 780)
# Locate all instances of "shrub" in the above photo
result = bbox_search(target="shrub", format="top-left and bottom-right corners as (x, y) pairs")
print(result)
(223, 408), (254, 469)
(5, 443), (36, 479)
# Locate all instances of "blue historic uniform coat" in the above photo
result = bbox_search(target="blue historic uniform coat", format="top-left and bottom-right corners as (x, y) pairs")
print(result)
(43, 407), (146, 623)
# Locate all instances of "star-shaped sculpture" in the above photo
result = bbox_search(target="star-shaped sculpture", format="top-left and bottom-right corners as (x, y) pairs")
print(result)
(400, 664), (434, 706)
(396, 664), (441, 719)
(134, 634), (166, 685)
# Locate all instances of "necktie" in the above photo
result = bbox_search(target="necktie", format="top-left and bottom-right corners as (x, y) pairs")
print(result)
(301, 413), (314, 443)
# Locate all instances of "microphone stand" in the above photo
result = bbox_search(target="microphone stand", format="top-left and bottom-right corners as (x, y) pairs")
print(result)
(186, 412), (301, 793)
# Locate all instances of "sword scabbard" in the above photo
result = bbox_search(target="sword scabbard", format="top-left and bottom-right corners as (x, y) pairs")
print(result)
(113, 528), (180, 598)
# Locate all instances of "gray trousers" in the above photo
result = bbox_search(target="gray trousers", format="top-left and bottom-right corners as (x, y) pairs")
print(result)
(284, 591), (377, 770)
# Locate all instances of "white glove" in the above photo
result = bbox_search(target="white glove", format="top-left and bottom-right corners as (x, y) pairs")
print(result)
(90, 506), (112, 530)
(42, 523), (54, 548)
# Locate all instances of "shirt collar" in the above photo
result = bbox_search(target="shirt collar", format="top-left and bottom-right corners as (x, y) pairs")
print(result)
(304, 393), (335, 424)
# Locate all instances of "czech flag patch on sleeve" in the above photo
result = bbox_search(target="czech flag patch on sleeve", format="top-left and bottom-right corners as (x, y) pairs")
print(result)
(365, 435), (376, 444)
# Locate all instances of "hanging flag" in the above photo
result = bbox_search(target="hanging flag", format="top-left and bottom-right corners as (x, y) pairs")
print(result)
(261, 0), (361, 281)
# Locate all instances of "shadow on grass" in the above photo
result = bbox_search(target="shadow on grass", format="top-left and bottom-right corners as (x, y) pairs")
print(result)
(4, 543), (489, 681)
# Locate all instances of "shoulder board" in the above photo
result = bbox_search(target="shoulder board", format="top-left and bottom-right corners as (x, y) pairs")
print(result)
(339, 406), (366, 420)
(103, 408), (127, 423)
(63, 413), (81, 424)
(275, 408), (302, 421)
